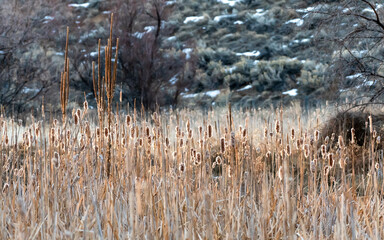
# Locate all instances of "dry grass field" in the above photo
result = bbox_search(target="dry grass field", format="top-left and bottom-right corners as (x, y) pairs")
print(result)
(0, 101), (383, 239)
(1, 15), (384, 240)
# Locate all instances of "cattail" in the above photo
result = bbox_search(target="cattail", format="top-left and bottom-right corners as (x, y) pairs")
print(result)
(74, 112), (79, 125)
(314, 130), (319, 142)
(199, 126), (203, 136)
(52, 152), (60, 169)
(324, 136), (329, 145)
(266, 151), (271, 158)
(220, 137), (225, 153)
(368, 115), (373, 133)
(76, 109), (81, 119)
(2, 183), (9, 194)
(264, 127), (268, 139)
(179, 162), (185, 173)
(145, 127), (150, 137)
(196, 152), (201, 165)
(215, 156), (222, 165)
(165, 137), (170, 147)
(179, 138), (184, 148)
(53, 119), (58, 127)
(139, 138), (143, 147)
(175, 126), (180, 138)
(130, 126), (135, 139)
(310, 159), (317, 173)
(331, 133), (335, 142)
(339, 158), (346, 169)
(304, 144), (310, 158)
(231, 132), (235, 147)
(227, 165), (232, 178)
(296, 139), (301, 150)
(208, 124), (212, 138)
(286, 144), (291, 156)
(188, 129), (193, 139)
(351, 128), (355, 144)
(126, 115), (131, 127)
(104, 127), (109, 138)
(338, 135), (344, 149)
(84, 100), (88, 111)
(324, 166), (330, 176)
(186, 120), (190, 131)
(275, 120), (280, 134)
(278, 166), (283, 181)
(328, 153), (334, 168)
(321, 144), (327, 159)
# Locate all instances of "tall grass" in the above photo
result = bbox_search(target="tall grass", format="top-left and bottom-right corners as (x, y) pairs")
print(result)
(0, 103), (383, 239)
(0, 15), (383, 240)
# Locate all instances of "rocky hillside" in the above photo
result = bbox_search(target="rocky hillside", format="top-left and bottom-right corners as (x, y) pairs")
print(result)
(1, 0), (382, 113)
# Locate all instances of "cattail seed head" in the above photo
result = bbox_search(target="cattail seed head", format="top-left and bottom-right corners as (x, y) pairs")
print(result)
(264, 127), (268, 139)
(278, 166), (283, 181)
(220, 137), (225, 153)
(314, 130), (319, 142)
(74, 113), (79, 125)
(291, 128), (295, 140)
(126, 115), (131, 127)
(368, 115), (373, 133)
(338, 135), (344, 149)
(84, 100), (88, 111)
(2, 183), (9, 194)
(321, 144), (327, 159)
(328, 153), (334, 168)
(275, 120), (280, 134)
(266, 151), (271, 158)
(310, 159), (317, 173)
(179, 162), (185, 173)
(208, 125), (212, 138)
(351, 128), (355, 144)
(104, 127), (109, 138)
(304, 144), (310, 158)
(286, 144), (291, 156)
(324, 166), (330, 176)
(325, 136), (329, 145)
(215, 156), (222, 165)
(179, 138), (183, 148)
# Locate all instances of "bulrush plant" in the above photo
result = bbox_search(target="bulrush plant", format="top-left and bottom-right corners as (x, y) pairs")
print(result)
(2, 21), (384, 240)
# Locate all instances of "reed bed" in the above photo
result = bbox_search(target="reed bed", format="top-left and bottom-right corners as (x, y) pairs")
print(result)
(0, 102), (383, 239)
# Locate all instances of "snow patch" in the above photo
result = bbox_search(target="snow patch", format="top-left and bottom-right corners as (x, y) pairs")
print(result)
(183, 48), (193, 60)
(252, 9), (267, 18)
(282, 89), (298, 97)
(214, 14), (237, 22)
(166, 36), (177, 41)
(68, 3), (90, 8)
(182, 89), (221, 98)
(237, 85), (252, 91)
(234, 20), (244, 25)
(346, 73), (364, 80)
(133, 26), (155, 39)
(0, 51), (5, 54)
(285, 18), (304, 26)
(225, 66), (237, 74)
(236, 51), (260, 57)
(205, 90), (221, 98)
(43, 16), (54, 23)
(184, 16), (205, 24)
(217, 0), (243, 7)
(169, 74), (179, 85)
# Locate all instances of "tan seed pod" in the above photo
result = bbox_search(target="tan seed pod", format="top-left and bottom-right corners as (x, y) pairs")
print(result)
(208, 125), (212, 138)
(179, 162), (185, 173)
(304, 144), (310, 158)
(278, 166), (283, 181)
(321, 145), (327, 159)
(220, 137), (225, 153)
(291, 128), (295, 140)
(314, 130), (319, 142)
(275, 120), (280, 134)
(328, 153), (334, 168)
(264, 127), (268, 139)
(215, 156), (222, 165)
(338, 135), (344, 149)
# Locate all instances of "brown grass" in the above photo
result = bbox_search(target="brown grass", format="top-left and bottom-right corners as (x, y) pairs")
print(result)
(0, 104), (383, 239)
(0, 16), (383, 240)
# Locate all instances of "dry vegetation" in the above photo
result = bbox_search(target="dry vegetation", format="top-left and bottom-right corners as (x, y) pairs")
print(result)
(1, 12), (384, 240)
(0, 100), (384, 239)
